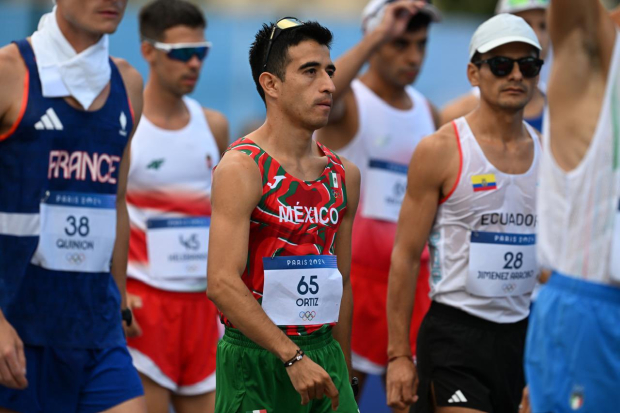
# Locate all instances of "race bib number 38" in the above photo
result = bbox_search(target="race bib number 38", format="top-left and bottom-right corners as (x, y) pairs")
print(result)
(262, 256), (343, 326)
(467, 231), (538, 297)
(31, 191), (116, 273)
(361, 160), (408, 223)
(147, 217), (210, 279)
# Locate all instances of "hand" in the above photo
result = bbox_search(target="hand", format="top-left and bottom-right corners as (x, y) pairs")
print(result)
(285, 355), (340, 411)
(123, 293), (143, 338)
(372, 0), (427, 44)
(520, 386), (531, 413)
(386, 356), (418, 409)
(0, 317), (27, 389)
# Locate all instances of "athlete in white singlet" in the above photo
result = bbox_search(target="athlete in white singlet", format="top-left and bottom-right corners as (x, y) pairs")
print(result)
(315, 2), (440, 406)
(524, 1), (620, 412)
(124, 2), (228, 413)
(386, 14), (543, 412)
(441, 0), (549, 133)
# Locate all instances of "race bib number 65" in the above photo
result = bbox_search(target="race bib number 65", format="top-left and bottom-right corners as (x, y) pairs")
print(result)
(262, 256), (343, 326)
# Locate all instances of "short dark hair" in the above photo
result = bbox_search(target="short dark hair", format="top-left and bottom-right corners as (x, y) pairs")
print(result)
(249, 20), (333, 102)
(139, 0), (206, 41)
(407, 13), (432, 32)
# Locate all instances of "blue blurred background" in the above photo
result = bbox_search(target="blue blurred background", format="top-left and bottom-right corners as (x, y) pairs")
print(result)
(0, 0), (615, 411)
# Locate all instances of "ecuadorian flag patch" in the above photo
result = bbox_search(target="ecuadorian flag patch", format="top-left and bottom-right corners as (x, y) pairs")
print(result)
(471, 174), (497, 192)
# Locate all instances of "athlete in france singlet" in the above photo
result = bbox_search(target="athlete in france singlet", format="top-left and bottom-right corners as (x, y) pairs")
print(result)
(223, 138), (347, 336)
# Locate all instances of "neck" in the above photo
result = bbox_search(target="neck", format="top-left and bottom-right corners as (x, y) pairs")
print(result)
(360, 68), (410, 107)
(55, 8), (102, 53)
(143, 76), (188, 122)
(468, 101), (526, 142)
(254, 106), (315, 159)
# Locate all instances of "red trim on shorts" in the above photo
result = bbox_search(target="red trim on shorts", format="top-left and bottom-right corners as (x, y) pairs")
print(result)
(0, 69), (29, 142)
(438, 121), (463, 204)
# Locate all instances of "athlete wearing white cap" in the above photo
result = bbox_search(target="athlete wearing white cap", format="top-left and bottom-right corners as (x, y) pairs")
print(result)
(441, 0), (549, 133)
(525, 0), (620, 412)
(386, 13), (543, 412)
(315, 2), (440, 409)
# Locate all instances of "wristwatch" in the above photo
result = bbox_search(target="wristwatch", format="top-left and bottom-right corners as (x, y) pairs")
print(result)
(121, 308), (133, 327)
(351, 376), (359, 397)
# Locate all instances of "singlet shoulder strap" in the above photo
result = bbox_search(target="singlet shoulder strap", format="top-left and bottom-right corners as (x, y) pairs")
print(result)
(317, 141), (346, 185)
(226, 138), (266, 164)
(13, 39), (40, 95)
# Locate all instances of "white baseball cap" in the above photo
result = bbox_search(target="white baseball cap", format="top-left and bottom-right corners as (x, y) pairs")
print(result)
(469, 13), (541, 60)
(362, 0), (442, 33)
(496, 0), (549, 15)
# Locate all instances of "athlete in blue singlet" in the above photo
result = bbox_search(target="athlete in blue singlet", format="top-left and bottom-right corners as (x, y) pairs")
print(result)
(0, 1), (146, 412)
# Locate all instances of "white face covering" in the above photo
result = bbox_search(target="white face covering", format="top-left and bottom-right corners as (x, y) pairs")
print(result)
(31, 7), (111, 110)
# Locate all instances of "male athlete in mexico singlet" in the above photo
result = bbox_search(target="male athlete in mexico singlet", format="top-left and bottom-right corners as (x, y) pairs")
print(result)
(222, 138), (348, 336)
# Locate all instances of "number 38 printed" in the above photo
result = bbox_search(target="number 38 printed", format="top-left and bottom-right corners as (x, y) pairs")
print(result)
(65, 215), (90, 237)
(297, 275), (320, 295)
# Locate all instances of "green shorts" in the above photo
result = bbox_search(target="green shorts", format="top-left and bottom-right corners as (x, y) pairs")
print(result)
(215, 325), (359, 413)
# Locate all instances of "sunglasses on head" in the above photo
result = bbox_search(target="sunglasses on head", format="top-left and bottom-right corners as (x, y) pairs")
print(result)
(474, 56), (544, 78)
(262, 17), (305, 72)
(144, 38), (212, 62)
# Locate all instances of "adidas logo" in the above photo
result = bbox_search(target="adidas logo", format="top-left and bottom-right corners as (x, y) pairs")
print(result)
(448, 390), (468, 404)
(34, 108), (63, 131)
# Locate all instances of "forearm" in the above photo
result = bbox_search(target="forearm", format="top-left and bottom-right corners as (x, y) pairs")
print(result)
(332, 31), (384, 103)
(387, 253), (420, 358)
(111, 198), (129, 309)
(209, 277), (299, 361)
(332, 277), (353, 376)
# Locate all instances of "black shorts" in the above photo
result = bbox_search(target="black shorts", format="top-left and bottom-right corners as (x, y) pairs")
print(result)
(413, 302), (528, 413)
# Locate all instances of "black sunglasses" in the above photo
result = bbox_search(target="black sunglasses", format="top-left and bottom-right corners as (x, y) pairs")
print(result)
(262, 17), (304, 72)
(474, 56), (544, 78)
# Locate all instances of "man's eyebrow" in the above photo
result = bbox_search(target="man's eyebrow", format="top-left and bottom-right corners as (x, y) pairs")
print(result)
(298, 61), (320, 71)
(298, 62), (337, 72)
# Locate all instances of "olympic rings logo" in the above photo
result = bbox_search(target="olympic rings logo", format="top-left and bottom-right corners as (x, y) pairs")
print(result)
(502, 283), (516, 293)
(299, 311), (316, 321)
(65, 253), (86, 265)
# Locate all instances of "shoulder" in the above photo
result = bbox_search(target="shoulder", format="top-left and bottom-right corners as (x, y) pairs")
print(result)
(214, 150), (262, 192)
(112, 57), (143, 124)
(413, 123), (459, 168)
(340, 156), (360, 185)
(111, 57), (143, 101)
(440, 92), (478, 127)
(0, 43), (25, 90)
(203, 108), (229, 153)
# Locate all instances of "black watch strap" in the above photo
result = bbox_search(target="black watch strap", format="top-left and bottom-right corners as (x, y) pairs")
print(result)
(121, 308), (132, 327)
(283, 349), (304, 367)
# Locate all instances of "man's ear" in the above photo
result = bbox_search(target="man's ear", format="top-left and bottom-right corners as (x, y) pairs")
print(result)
(467, 62), (480, 88)
(259, 72), (281, 101)
(141, 41), (156, 64)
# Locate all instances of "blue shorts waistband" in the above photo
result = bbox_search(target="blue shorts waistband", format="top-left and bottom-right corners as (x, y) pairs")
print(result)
(548, 271), (620, 304)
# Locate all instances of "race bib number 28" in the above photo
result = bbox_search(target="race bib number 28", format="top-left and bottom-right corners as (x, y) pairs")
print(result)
(262, 256), (343, 326)
(31, 191), (117, 273)
(467, 231), (538, 297)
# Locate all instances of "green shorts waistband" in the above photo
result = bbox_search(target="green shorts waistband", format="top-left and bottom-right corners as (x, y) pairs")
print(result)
(222, 325), (334, 351)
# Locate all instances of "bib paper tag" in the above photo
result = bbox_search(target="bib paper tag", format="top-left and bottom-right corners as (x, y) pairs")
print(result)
(467, 231), (538, 297)
(262, 256), (343, 326)
(361, 160), (408, 223)
(610, 200), (620, 282)
(31, 191), (116, 273)
(147, 217), (210, 279)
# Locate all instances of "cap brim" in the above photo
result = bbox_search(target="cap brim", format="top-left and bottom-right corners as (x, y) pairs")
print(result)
(420, 4), (442, 22)
(477, 35), (541, 55)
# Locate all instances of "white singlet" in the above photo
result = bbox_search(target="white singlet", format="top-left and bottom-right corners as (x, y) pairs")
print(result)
(538, 33), (620, 285)
(126, 96), (221, 292)
(338, 79), (435, 271)
(429, 117), (541, 323)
